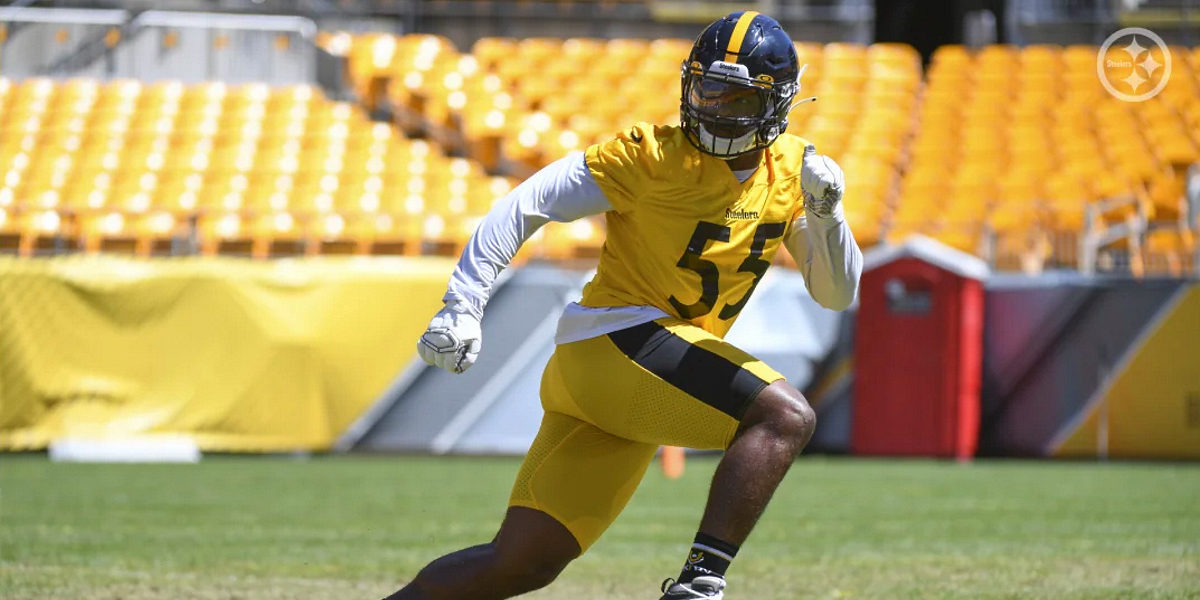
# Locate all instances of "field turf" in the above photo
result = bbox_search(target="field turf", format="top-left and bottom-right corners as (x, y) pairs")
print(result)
(1, 454), (1198, 599)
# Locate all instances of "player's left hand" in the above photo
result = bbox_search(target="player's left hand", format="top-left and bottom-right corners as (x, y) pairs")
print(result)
(801, 144), (845, 219)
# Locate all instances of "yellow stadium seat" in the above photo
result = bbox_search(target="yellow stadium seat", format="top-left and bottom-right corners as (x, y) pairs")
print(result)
(1146, 171), (1187, 220)
(78, 210), (140, 254)
(538, 217), (606, 261)
(1019, 44), (1062, 71)
(561, 38), (605, 67)
(353, 213), (407, 256)
(1141, 221), (1194, 271)
(649, 38), (692, 65)
(605, 38), (650, 64)
(0, 206), (20, 253)
(516, 37), (562, 69)
(18, 208), (75, 256)
(930, 45), (969, 67)
(843, 203), (884, 247)
(196, 211), (251, 256)
(1043, 173), (1092, 230)
(934, 227), (982, 254)
(990, 197), (1043, 233)
(251, 211), (307, 258)
(869, 42), (919, 63)
(1060, 45), (1095, 67)
(472, 37), (517, 72)
(311, 212), (369, 255)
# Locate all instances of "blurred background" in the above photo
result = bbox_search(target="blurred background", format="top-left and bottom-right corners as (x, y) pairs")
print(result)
(0, 0), (1197, 461)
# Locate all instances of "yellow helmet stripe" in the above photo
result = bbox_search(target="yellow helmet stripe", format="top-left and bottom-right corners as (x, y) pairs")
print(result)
(724, 10), (760, 63)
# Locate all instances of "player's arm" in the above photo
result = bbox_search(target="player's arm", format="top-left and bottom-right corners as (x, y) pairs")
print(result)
(416, 152), (611, 373)
(783, 145), (863, 311)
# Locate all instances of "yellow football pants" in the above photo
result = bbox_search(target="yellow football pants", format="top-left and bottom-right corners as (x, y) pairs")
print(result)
(508, 317), (784, 551)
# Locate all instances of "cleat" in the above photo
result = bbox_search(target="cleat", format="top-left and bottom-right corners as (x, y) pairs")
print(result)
(659, 575), (726, 599)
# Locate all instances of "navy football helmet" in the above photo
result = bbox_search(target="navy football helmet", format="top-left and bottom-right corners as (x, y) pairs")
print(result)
(680, 11), (805, 158)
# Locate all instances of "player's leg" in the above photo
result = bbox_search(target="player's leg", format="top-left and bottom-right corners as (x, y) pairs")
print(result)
(555, 318), (815, 598)
(383, 349), (659, 600)
(507, 410), (659, 551)
(382, 505), (579, 600)
(663, 362), (815, 598)
(697, 378), (814, 544)
(654, 378), (814, 599)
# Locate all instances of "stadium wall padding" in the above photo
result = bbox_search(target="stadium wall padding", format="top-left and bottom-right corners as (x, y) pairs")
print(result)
(804, 276), (1200, 458)
(979, 276), (1200, 458)
(0, 255), (452, 452)
(1048, 285), (1200, 459)
(3, 256), (1196, 458)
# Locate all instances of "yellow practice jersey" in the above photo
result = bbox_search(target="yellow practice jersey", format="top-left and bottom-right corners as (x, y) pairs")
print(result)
(582, 122), (811, 338)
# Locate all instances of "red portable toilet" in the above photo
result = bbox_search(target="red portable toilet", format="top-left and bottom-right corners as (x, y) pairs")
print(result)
(852, 236), (988, 459)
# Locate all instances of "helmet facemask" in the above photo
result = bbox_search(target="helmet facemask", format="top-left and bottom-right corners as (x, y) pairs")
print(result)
(680, 60), (798, 158)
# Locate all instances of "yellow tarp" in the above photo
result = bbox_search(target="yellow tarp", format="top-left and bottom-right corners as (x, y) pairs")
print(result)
(0, 255), (453, 452)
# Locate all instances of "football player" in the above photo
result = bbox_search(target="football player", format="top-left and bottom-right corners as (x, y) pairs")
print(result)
(384, 11), (862, 600)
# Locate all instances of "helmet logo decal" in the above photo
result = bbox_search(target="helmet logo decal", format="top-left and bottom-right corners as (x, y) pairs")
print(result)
(709, 61), (751, 79)
(724, 10), (760, 63)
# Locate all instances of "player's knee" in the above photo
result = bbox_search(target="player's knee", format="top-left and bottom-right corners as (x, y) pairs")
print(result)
(522, 560), (568, 592)
(490, 506), (579, 594)
(501, 552), (570, 593)
(752, 381), (817, 451)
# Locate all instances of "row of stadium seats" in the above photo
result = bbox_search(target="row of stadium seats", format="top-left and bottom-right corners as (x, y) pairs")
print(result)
(1, 39), (1198, 272)
(0, 78), (609, 260)
(340, 33), (1200, 273)
(344, 34), (923, 249)
(907, 43), (1200, 273)
(895, 44), (1200, 265)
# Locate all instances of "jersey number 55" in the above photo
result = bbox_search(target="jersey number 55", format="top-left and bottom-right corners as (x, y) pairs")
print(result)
(669, 220), (787, 321)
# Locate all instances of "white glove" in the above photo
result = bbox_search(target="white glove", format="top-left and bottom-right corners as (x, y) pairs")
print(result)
(801, 144), (845, 219)
(417, 300), (482, 374)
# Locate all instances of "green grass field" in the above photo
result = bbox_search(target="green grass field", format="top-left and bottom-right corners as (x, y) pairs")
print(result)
(1, 454), (1198, 599)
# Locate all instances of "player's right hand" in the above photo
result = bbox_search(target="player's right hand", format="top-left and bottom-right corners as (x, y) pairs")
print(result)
(417, 300), (482, 374)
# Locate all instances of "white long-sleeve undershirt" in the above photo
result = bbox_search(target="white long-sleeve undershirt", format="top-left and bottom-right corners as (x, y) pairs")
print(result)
(784, 201), (863, 312)
(444, 152), (605, 318)
(443, 151), (863, 343)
